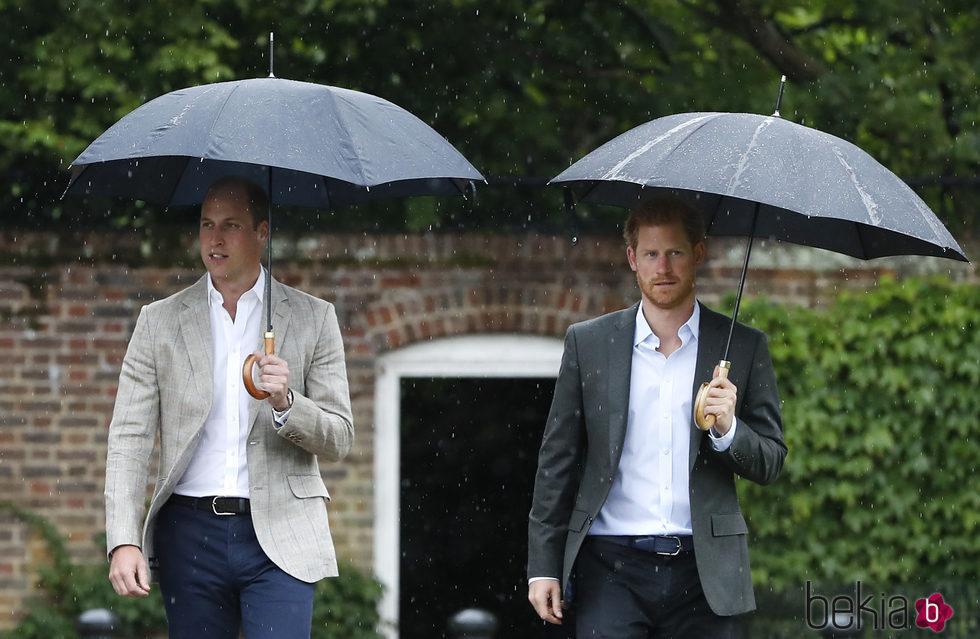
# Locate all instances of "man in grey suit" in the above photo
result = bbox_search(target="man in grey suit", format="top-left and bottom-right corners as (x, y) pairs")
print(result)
(527, 195), (786, 637)
(105, 177), (354, 638)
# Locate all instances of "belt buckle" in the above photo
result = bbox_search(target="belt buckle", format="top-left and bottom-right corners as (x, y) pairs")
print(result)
(656, 535), (682, 556)
(211, 496), (235, 516)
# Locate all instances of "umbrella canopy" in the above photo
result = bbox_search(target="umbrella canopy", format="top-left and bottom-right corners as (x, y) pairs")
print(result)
(65, 77), (484, 207)
(551, 111), (967, 262)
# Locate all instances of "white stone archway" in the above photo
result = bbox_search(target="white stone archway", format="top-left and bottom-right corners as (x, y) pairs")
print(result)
(373, 334), (563, 637)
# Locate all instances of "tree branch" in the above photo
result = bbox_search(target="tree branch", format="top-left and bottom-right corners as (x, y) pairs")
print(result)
(922, 20), (962, 140)
(604, 0), (673, 67)
(713, 0), (827, 82)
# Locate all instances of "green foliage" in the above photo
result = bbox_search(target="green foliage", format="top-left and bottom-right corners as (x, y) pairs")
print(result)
(736, 276), (980, 597)
(1, 1), (978, 232)
(0, 501), (383, 638)
(0, 501), (169, 639)
(312, 564), (386, 639)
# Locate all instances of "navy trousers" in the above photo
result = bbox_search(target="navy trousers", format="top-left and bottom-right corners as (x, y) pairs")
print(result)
(154, 499), (315, 639)
(573, 537), (745, 639)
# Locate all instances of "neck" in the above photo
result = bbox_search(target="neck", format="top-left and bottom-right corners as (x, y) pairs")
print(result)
(211, 268), (262, 318)
(641, 299), (696, 351)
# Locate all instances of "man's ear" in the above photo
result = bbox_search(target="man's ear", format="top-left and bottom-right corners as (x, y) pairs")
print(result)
(626, 246), (638, 272)
(694, 241), (706, 267)
(257, 220), (270, 243)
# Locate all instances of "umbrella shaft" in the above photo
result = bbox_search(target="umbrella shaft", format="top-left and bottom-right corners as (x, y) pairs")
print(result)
(266, 182), (273, 332)
(722, 207), (758, 360)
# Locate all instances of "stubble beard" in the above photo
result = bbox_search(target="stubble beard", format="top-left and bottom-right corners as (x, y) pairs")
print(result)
(639, 274), (695, 312)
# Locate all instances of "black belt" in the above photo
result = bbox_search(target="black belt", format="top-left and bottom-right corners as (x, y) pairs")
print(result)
(170, 495), (251, 516)
(590, 534), (694, 556)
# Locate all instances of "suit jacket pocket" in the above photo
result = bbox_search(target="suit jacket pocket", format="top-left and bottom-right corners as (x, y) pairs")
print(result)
(568, 509), (592, 533)
(287, 474), (331, 501)
(711, 512), (748, 537)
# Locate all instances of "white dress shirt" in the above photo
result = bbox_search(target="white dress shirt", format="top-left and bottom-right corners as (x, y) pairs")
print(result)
(174, 269), (266, 498)
(590, 301), (736, 537)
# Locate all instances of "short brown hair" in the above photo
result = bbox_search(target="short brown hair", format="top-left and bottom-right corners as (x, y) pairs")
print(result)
(623, 194), (706, 250)
(206, 176), (269, 229)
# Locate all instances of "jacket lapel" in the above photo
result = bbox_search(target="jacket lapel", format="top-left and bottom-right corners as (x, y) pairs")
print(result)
(690, 301), (729, 471)
(607, 303), (638, 468)
(270, 279), (292, 353)
(179, 277), (214, 406)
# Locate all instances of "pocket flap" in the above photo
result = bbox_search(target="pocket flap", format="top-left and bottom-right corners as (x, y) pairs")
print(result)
(568, 509), (591, 533)
(287, 474), (330, 500)
(711, 512), (748, 537)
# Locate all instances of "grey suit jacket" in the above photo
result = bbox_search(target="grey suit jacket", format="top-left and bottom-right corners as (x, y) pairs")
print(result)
(104, 276), (354, 583)
(527, 301), (786, 615)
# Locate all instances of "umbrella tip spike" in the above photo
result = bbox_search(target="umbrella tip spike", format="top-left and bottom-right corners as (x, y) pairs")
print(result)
(772, 75), (787, 117)
(268, 32), (275, 78)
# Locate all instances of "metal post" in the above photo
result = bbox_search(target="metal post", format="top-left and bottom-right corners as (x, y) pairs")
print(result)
(447, 608), (498, 639)
(818, 610), (863, 638)
(76, 608), (120, 639)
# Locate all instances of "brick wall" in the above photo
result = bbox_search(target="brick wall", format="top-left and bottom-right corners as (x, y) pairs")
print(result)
(0, 229), (974, 628)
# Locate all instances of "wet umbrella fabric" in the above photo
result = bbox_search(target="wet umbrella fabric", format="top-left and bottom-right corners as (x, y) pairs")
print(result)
(551, 111), (967, 262)
(65, 77), (484, 207)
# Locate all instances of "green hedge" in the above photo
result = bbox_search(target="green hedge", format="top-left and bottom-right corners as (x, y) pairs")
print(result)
(735, 276), (979, 635)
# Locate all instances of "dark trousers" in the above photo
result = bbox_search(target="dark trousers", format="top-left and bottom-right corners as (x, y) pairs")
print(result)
(573, 537), (744, 639)
(154, 500), (315, 639)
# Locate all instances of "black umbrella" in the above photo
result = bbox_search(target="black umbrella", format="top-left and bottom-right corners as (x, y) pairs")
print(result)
(65, 63), (484, 397)
(65, 78), (484, 208)
(550, 81), (968, 428)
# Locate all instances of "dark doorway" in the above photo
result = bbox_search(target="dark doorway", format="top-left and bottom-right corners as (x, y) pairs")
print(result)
(399, 376), (553, 638)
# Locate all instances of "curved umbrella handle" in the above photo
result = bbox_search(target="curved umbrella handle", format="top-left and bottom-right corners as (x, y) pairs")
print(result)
(243, 331), (275, 399)
(694, 360), (731, 431)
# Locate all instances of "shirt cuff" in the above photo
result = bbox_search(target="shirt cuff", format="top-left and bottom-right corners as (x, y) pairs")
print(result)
(528, 576), (559, 585)
(709, 416), (737, 451)
(271, 390), (293, 428)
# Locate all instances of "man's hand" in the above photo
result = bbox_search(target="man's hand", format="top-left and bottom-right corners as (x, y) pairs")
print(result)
(528, 579), (564, 625)
(108, 545), (150, 597)
(705, 364), (738, 435)
(254, 349), (291, 411)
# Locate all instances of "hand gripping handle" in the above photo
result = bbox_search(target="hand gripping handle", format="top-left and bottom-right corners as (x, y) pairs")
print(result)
(694, 360), (731, 431)
(242, 331), (275, 399)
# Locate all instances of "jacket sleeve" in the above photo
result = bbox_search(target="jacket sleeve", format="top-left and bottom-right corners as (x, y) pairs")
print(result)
(274, 300), (354, 462)
(527, 326), (587, 580)
(104, 306), (160, 554)
(718, 330), (787, 486)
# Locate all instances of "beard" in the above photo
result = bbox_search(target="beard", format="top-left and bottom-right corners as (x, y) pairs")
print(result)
(637, 273), (696, 311)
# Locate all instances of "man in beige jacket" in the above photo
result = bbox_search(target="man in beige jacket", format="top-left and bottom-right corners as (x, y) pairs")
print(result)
(105, 177), (353, 638)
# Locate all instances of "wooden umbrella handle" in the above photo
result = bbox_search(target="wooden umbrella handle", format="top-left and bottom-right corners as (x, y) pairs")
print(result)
(694, 360), (731, 431)
(243, 331), (275, 399)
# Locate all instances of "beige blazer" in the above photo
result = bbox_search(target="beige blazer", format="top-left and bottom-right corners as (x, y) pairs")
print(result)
(104, 276), (354, 583)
